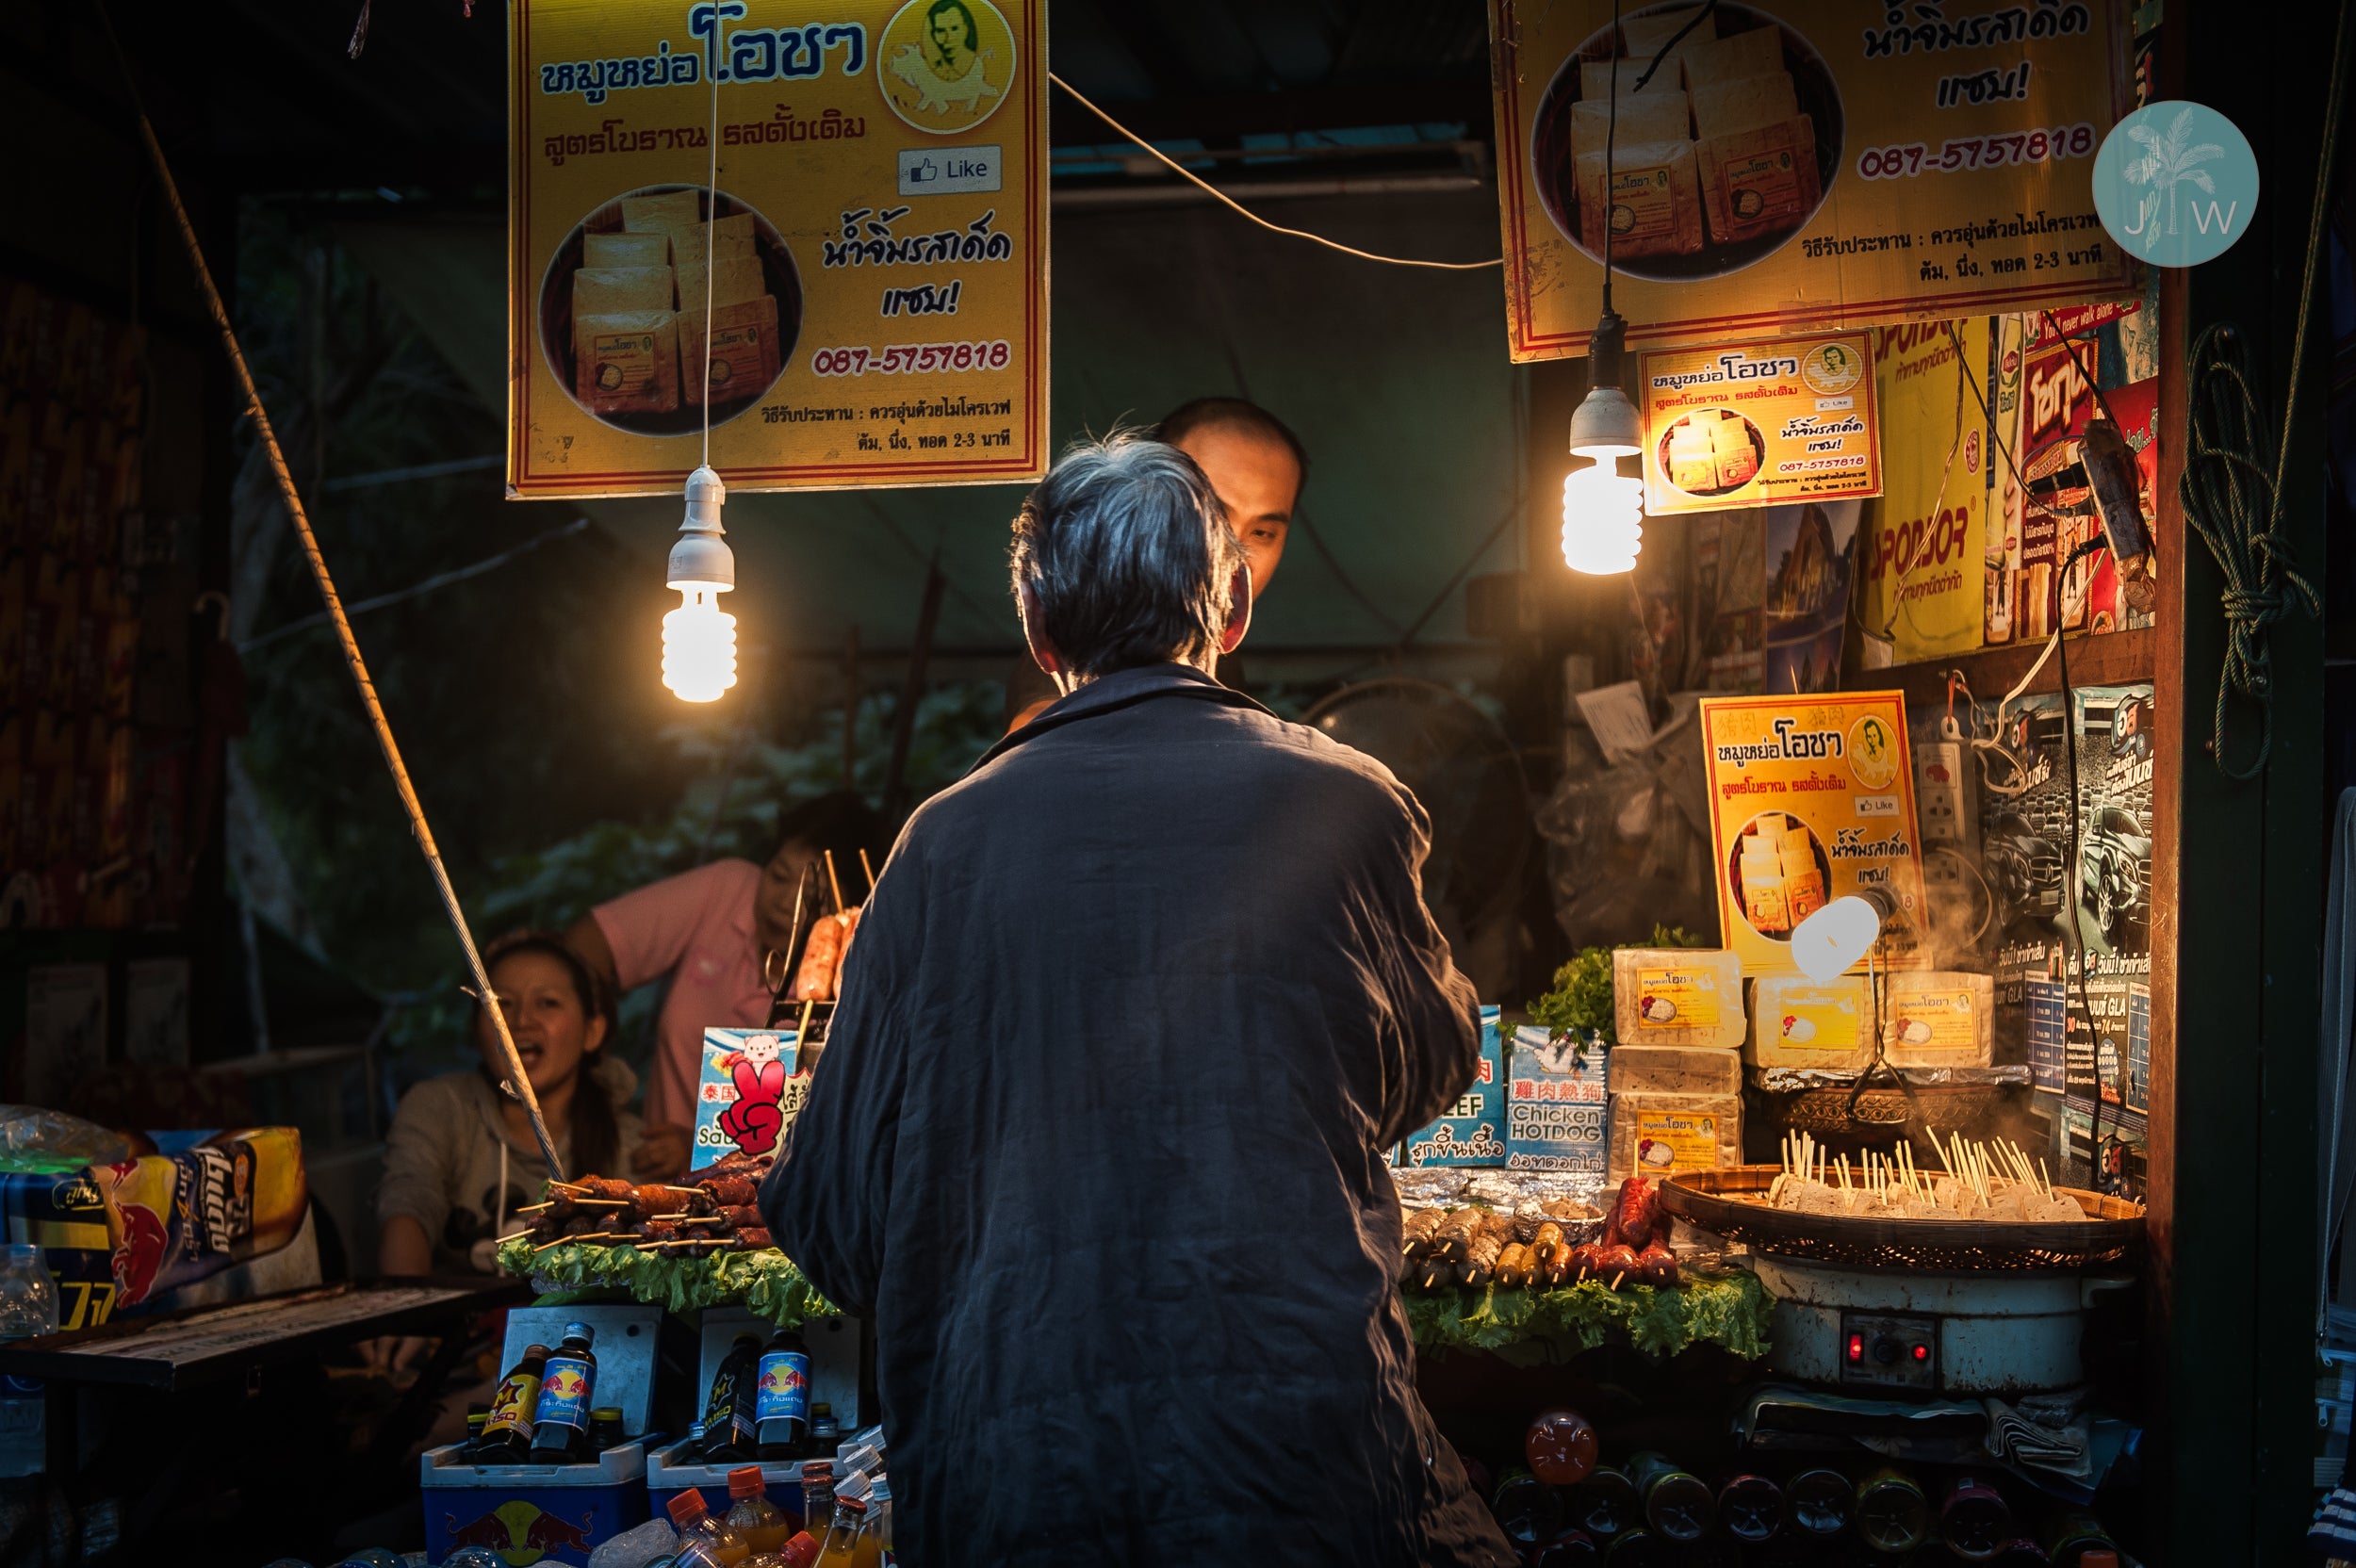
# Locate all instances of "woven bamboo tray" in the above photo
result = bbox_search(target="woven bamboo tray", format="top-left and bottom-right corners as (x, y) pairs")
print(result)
(1657, 1167), (2144, 1272)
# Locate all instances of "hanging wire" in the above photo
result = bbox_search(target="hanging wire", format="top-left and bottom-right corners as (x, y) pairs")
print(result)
(1049, 74), (1501, 271)
(702, 33), (720, 469)
(1603, 0), (1621, 314)
(95, 4), (566, 1180)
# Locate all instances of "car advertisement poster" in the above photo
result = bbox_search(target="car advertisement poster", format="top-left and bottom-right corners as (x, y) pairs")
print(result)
(1487, 0), (2139, 361)
(1977, 681), (2151, 1194)
(508, 0), (1049, 498)
(1697, 691), (1931, 979)
(1762, 498), (1859, 695)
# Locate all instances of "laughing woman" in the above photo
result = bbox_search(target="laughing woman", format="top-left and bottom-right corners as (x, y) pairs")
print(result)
(377, 930), (645, 1276)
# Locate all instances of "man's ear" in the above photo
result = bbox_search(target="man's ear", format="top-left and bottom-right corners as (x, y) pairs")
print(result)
(1017, 583), (1063, 678)
(1219, 564), (1252, 656)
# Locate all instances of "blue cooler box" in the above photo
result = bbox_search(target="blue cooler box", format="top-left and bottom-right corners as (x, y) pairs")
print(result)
(646, 1308), (863, 1523)
(422, 1303), (663, 1566)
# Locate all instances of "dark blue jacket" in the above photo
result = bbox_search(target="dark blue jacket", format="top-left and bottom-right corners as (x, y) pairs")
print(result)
(763, 662), (1512, 1568)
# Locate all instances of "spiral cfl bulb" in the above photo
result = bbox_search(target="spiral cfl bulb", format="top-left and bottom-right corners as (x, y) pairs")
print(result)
(1560, 460), (1644, 576)
(663, 464), (738, 703)
(662, 585), (737, 702)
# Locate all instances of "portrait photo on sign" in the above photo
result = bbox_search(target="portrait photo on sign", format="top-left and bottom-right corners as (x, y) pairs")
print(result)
(536, 184), (805, 435)
(1529, 1), (1843, 280)
(877, 0), (1017, 134)
(1726, 810), (1834, 941)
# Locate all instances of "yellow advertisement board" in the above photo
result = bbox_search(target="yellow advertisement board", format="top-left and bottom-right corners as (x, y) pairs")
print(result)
(1856, 318), (1988, 662)
(1638, 331), (1881, 514)
(1488, 0), (2137, 360)
(1697, 692), (1930, 978)
(509, 0), (1048, 498)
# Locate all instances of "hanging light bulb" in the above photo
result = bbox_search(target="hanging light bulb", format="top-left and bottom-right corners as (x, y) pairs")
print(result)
(663, 464), (737, 703)
(1561, 306), (1646, 576)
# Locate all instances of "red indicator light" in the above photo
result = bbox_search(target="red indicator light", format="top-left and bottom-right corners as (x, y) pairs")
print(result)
(1912, 1344), (1930, 1362)
(1848, 1333), (1864, 1363)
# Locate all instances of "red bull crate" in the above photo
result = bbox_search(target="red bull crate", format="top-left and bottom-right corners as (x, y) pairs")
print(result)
(645, 1308), (862, 1522)
(423, 1303), (662, 1567)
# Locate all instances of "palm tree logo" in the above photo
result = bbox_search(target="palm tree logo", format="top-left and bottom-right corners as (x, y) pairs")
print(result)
(2119, 106), (2224, 252)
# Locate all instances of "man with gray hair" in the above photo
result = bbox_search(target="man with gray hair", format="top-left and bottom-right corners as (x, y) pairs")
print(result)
(764, 434), (1512, 1567)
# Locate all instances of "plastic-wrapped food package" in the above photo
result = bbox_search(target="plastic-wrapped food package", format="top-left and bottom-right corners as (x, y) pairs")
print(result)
(0, 1107), (130, 1173)
(585, 1518), (679, 1568)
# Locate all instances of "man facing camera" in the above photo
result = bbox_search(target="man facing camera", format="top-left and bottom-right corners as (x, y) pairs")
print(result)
(763, 434), (1511, 1568)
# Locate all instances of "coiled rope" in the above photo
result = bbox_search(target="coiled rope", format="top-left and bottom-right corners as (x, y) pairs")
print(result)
(2178, 0), (2348, 779)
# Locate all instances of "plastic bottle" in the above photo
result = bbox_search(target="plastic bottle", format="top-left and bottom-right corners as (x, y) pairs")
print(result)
(728, 1464), (794, 1553)
(1526, 1407), (1599, 1486)
(583, 1516), (679, 1568)
(811, 1495), (867, 1568)
(1855, 1466), (1931, 1554)
(591, 1407), (627, 1452)
(705, 1333), (764, 1462)
(1627, 1452), (1713, 1544)
(777, 1532), (821, 1568)
(1940, 1473), (2014, 1561)
(1785, 1468), (1853, 1538)
(755, 1326), (812, 1460)
(668, 1486), (752, 1565)
(2041, 1516), (2119, 1567)
(1568, 1467), (1639, 1538)
(863, 1475), (893, 1568)
(0, 1248), (57, 1484)
(1714, 1472), (1783, 1543)
(1494, 1465), (1567, 1549)
(1599, 1526), (1668, 1565)
(1530, 1530), (1600, 1566)
(444, 1551), (507, 1568)
(801, 1460), (836, 1540)
(527, 1324), (600, 1464)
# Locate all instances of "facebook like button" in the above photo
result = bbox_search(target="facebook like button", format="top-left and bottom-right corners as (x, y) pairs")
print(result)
(900, 145), (1004, 197)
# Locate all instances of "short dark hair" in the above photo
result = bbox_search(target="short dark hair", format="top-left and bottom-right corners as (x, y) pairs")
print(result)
(1004, 654), (1061, 727)
(481, 929), (619, 1178)
(1008, 433), (1244, 680)
(1154, 397), (1309, 498)
(773, 789), (891, 866)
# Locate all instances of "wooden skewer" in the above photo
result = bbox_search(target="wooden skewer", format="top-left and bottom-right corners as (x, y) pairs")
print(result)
(1610, 1271), (1627, 1290)
(496, 1230), (532, 1245)
(824, 850), (845, 913)
(516, 1200), (555, 1215)
(858, 847), (877, 895)
(797, 998), (817, 1041)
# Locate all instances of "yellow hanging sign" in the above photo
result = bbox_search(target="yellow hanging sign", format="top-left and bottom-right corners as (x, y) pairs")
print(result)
(1857, 319), (1988, 661)
(508, 0), (1048, 498)
(1638, 330), (1882, 514)
(1697, 691), (1932, 978)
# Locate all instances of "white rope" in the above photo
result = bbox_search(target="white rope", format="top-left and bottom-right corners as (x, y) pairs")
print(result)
(702, 36), (719, 466)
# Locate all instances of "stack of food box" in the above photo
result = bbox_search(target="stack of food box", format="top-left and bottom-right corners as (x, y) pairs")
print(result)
(1395, 951), (2001, 1186)
(1663, 410), (1760, 494)
(1570, 13), (1821, 259)
(570, 191), (778, 418)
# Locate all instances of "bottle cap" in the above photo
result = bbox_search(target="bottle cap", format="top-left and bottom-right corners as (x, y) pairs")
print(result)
(591, 1407), (623, 1420)
(778, 1532), (821, 1568)
(668, 1489), (709, 1527)
(562, 1321), (595, 1345)
(802, 1460), (834, 1480)
(4, 1246), (35, 1263)
(523, 1344), (551, 1359)
(834, 1495), (867, 1516)
(869, 1476), (891, 1503)
(728, 1465), (765, 1498)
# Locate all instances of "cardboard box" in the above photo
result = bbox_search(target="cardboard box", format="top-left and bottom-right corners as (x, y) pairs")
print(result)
(1881, 970), (1996, 1067)
(1505, 1024), (1609, 1173)
(1746, 973), (1874, 1070)
(1399, 1006), (1506, 1167)
(1608, 1042), (1742, 1098)
(1612, 947), (1745, 1050)
(1608, 1092), (1742, 1180)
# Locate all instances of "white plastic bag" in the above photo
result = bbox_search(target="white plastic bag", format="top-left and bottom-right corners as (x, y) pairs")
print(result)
(585, 1517), (679, 1568)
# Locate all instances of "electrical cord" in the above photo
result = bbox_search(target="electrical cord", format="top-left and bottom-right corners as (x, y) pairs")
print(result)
(1048, 74), (1501, 271)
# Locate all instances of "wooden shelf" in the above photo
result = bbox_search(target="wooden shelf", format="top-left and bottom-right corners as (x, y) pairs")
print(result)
(1863, 626), (2155, 716)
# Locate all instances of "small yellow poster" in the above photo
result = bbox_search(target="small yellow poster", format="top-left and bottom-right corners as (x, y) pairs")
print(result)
(1488, 0), (2138, 360)
(1697, 691), (1930, 978)
(509, 0), (1048, 498)
(1639, 331), (1881, 514)
(1857, 319), (1988, 662)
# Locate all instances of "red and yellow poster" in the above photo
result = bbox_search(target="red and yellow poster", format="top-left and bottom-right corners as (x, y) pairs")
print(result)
(1697, 692), (1931, 978)
(1638, 331), (1881, 514)
(1488, 0), (2138, 359)
(509, 0), (1049, 498)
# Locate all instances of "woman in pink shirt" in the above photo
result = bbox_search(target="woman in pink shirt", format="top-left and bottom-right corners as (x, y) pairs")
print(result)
(566, 792), (890, 1180)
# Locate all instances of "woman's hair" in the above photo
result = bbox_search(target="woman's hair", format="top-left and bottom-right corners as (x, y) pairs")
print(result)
(772, 790), (892, 867)
(1007, 433), (1243, 679)
(480, 929), (621, 1180)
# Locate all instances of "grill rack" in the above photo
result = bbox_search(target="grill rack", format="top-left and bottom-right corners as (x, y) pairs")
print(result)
(1657, 1167), (2145, 1272)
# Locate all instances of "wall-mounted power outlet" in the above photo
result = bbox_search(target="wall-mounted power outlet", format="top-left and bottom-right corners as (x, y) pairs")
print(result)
(1917, 738), (1975, 853)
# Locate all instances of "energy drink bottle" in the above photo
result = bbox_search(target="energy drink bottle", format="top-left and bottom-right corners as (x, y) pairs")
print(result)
(526, 1323), (599, 1463)
(705, 1333), (764, 1462)
(479, 1343), (549, 1464)
(755, 1327), (812, 1460)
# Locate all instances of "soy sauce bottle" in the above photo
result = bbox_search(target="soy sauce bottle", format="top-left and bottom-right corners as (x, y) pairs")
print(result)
(526, 1322), (599, 1463)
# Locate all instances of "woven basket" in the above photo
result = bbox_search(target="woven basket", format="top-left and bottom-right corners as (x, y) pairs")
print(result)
(1658, 1166), (2144, 1272)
